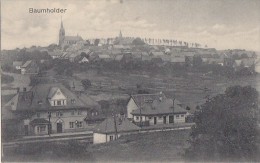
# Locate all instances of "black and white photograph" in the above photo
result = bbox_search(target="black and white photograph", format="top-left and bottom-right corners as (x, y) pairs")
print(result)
(1, 0), (260, 162)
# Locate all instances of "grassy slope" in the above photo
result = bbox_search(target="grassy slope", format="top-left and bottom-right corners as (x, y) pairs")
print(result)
(90, 129), (191, 162)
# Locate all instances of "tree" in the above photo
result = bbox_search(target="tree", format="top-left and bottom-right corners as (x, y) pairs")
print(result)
(81, 79), (91, 90)
(94, 39), (100, 46)
(185, 85), (259, 162)
(132, 37), (145, 46)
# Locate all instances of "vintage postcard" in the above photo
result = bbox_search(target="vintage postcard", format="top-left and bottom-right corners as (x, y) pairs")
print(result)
(1, 0), (260, 162)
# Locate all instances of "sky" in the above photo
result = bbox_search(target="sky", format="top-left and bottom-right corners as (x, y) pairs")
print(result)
(1, 0), (260, 51)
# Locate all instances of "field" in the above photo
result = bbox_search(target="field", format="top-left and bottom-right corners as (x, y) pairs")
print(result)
(3, 129), (191, 162)
(74, 69), (260, 112)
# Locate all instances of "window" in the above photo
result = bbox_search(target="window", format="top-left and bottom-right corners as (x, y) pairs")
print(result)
(76, 121), (83, 128)
(57, 100), (62, 106)
(71, 110), (75, 115)
(36, 112), (40, 118)
(136, 116), (139, 120)
(181, 114), (184, 117)
(37, 125), (46, 133)
(69, 122), (74, 128)
(78, 110), (82, 115)
(110, 135), (113, 141)
(176, 115), (180, 119)
(56, 111), (63, 117)
(91, 112), (95, 116)
(95, 112), (98, 115)
(71, 99), (76, 104)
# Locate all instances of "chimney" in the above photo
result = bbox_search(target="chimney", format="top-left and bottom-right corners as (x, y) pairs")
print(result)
(23, 87), (27, 92)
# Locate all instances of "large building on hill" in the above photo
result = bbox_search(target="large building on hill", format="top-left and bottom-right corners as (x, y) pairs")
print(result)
(58, 19), (83, 48)
(2, 83), (104, 138)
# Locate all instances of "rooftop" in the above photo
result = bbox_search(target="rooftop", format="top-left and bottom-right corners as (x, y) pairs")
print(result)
(94, 117), (140, 134)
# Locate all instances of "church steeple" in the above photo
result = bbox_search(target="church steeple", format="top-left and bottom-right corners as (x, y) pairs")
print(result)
(60, 17), (64, 28)
(119, 30), (122, 38)
(59, 17), (65, 47)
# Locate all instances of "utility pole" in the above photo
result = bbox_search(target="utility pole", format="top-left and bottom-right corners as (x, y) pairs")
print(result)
(113, 111), (118, 140)
(172, 98), (175, 126)
(139, 96), (143, 129)
(48, 112), (51, 136)
(112, 98), (118, 140)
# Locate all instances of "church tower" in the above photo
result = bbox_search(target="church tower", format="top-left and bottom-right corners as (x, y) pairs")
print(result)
(119, 30), (122, 38)
(59, 18), (65, 46)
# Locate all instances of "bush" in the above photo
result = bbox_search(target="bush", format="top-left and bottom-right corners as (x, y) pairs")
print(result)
(81, 79), (91, 90)
(1, 74), (14, 84)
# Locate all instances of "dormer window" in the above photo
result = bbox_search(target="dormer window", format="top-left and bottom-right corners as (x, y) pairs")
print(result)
(145, 99), (153, 103)
(71, 99), (76, 104)
(57, 100), (62, 106)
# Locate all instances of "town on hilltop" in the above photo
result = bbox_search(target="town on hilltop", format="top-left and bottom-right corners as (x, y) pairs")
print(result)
(1, 19), (259, 162)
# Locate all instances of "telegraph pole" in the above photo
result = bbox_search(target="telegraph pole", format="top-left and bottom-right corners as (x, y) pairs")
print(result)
(113, 111), (118, 140)
(172, 98), (175, 126)
(112, 98), (118, 140)
(48, 112), (51, 136)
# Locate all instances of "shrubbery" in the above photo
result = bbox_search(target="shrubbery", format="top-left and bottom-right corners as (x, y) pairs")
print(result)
(1, 74), (14, 84)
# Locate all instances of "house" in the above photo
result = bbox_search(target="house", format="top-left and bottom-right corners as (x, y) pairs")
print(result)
(170, 56), (186, 65)
(2, 83), (104, 136)
(20, 60), (39, 75)
(114, 55), (124, 62)
(93, 116), (140, 144)
(78, 57), (89, 63)
(126, 92), (182, 118)
(13, 61), (23, 70)
(98, 54), (113, 62)
(161, 55), (171, 62)
(48, 49), (63, 59)
(150, 51), (164, 57)
(130, 95), (188, 126)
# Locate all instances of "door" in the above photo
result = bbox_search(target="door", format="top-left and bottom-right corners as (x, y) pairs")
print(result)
(24, 125), (29, 136)
(163, 116), (167, 124)
(169, 115), (174, 123)
(57, 123), (62, 133)
(154, 117), (157, 125)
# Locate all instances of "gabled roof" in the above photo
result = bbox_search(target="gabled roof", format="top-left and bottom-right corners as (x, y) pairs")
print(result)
(170, 57), (185, 63)
(151, 51), (164, 56)
(131, 98), (187, 116)
(48, 50), (63, 57)
(13, 61), (23, 66)
(30, 118), (49, 125)
(131, 93), (167, 108)
(94, 117), (140, 134)
(4, 83), (100, 111)
(47, 87), (61, 99)
(98, 54), (112, 59)
(115, 55), (124, 61)
(21, 60), (32, 68)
